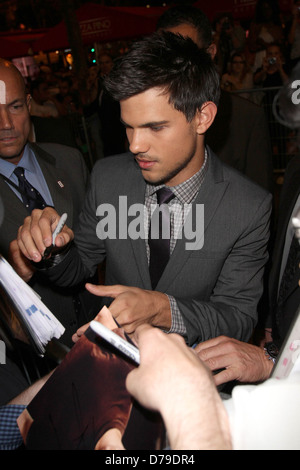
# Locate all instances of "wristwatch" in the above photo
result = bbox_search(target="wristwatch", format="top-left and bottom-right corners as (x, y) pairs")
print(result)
(264, 342), (279, 364)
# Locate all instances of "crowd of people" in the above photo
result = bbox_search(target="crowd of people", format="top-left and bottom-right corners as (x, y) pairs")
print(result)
(18, 0), (300, 172)
(25, 51), (127, 166)
(0, 2), (299, 451)
(216, 0), (299, 95)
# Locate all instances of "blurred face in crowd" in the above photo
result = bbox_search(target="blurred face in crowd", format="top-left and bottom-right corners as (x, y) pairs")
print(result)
(34, 82), (50, 104)
(0, 61), (31, 164)
(120, 87), (213, 187)
(266, 44), (283, 69)
(87, 66), (99, 88)
(99, 54), (113, 76)
(231, 54), (246, 74)
(59, 79), (71, 97)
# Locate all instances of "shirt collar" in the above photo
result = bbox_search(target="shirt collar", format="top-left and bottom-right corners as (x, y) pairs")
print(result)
(0, 144), (36, 179)
(145, 148), (208, 204)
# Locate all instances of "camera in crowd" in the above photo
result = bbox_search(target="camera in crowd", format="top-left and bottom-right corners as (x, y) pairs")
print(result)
(268, 57), (277, 65)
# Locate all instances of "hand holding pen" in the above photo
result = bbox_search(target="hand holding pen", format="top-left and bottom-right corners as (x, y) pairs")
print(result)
(43, 213), (68, 259)
(16, 207), (74, 263)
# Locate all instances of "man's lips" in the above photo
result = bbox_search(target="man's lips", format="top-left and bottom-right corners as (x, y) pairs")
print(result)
(0, 135), (18, 143)
(135, 157), (157, 169)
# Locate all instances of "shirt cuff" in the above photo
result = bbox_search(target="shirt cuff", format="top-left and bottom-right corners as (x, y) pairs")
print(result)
(0, 404), (26, 450)
(166, 295), (187, 338)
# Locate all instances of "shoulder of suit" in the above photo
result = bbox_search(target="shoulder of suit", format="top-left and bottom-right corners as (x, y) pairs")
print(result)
(208, 146), (271, 201)
(92, 152), (136, 175)
(30, 142), (85, 166)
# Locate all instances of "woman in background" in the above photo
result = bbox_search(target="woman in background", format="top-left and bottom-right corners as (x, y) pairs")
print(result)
(221, 52), (254, 100)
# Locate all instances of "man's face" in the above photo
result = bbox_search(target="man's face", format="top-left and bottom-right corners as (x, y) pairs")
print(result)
(36, 82), (50, 103)
(0, 66), (31, 164)
(99, 55), (113, 76)
(266, 45), (281, 61)
(120, 87), (204, 187)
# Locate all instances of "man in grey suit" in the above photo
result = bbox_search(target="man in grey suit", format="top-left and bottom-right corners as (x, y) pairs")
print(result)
(0, 59), (99, 348)
(16, 32), (272, 346)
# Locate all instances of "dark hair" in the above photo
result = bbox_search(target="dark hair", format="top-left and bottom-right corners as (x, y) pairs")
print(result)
(156, 5), (212, 50)
(104, 31), (220, 122)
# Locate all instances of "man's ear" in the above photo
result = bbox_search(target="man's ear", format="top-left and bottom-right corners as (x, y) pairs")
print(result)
(195, 102), (218, 135)
(26, 94), (32, 111)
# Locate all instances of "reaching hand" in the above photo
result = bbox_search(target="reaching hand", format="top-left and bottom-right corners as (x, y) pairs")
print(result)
(126, 325), (232, 450)
(195, 336), (274, 385)
(85, 283), (171, 335)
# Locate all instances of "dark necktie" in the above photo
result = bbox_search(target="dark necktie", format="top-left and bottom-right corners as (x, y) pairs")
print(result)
(277, 235), (300, 310)
(149, 187), (175, 289)
(13, 167), (47, 213)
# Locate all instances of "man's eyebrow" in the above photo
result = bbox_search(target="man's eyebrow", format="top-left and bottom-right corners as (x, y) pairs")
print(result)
(120, 118), (169, 128)
(6, 98), (25, 106)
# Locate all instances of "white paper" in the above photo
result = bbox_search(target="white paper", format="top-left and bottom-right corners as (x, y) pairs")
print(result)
(0, 255), (65, 355)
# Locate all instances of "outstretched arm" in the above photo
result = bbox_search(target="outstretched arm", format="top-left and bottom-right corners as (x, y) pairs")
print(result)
(126, 326), (232, 450)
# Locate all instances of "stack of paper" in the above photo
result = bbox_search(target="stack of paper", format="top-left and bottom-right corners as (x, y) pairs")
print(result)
(0, 255), (65, 355)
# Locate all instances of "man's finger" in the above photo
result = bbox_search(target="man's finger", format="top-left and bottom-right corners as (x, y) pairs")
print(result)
(194, 336), (229, 354)
(85, 283), (130, 298)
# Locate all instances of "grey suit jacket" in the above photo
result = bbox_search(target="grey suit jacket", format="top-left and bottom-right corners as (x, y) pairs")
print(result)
(0, 142), (98, 347)
(47, 147), (272, 346)
(268, 155), (300, 344)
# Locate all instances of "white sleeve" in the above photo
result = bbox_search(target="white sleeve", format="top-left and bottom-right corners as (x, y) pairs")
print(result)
(223, 372), (300, 450)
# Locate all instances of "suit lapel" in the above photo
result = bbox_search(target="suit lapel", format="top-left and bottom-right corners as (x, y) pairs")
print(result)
(157, 149), (229, 292)
(30, 144), (74, 226)
(0, 175), (28, 221)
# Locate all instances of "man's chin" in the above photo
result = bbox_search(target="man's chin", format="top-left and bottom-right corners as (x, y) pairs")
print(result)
(0, 149), (24, 163)
(142, 171), (165, 186)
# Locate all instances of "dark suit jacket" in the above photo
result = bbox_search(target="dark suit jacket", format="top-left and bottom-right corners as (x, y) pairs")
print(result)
(268, 155), (300, 344)
(46, 147), (272, 346)
(0, 142), (99, 347)
(206, 91), (274, 192)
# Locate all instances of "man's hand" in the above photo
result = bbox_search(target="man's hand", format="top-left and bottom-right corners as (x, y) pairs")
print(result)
(195, 336), (274, 385)
(85, 283), (171, 335)
(126, 326), (232, 450)
(16, 207), (74, 263)
(8, 239), (36, 282)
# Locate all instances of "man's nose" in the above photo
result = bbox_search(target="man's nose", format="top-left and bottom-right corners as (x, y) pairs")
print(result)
(0, 107), (13, 130)
(128, 129), (149, 155)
